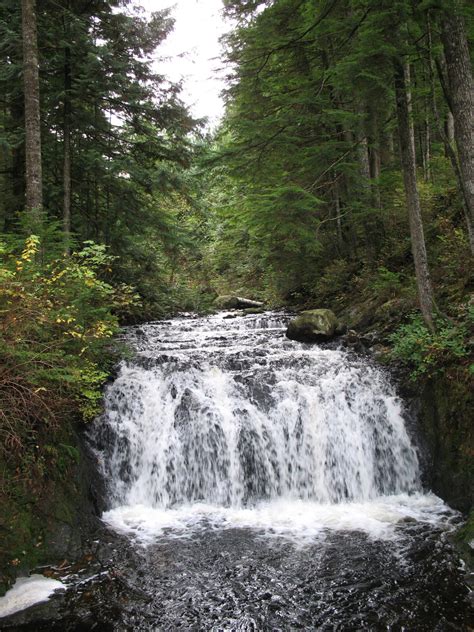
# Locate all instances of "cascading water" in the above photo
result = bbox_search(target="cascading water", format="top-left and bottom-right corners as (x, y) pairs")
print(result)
(92, 312), (454, 543)
(4, 312), (468, 631)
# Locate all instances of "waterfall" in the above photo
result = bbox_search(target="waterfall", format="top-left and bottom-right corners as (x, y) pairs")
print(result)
(2, 312), (464, 630)
(91, 312), (451, 542)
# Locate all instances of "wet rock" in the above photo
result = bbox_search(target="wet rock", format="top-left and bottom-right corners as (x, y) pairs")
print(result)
(0, 591), (64, 629)
(370, 343), (390, 361)
(286, 309), (342, 342)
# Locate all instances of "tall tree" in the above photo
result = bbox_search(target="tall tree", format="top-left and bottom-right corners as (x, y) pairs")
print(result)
(21, 0), (43, 226)
(425, 12), (474, 253)
(440, 3), (474, 242)
(62, 0), (72, 253)
(394, 60), (436, 331)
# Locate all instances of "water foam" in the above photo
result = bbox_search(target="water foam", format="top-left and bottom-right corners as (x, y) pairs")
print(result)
(92, 312), (455, 544)
(0, 575), (65, 618)
(102, 493), (455, 544)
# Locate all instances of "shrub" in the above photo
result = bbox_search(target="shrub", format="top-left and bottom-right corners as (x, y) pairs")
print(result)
(389, 311), (473, 379)
(313, 259), (357, 303)
(0, 235), (139, 470)
(369, 266), (404, 301)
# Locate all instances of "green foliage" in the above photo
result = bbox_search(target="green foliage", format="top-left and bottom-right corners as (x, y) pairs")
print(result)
(0, 233), (136, 468)
(455, 509), (474, 565)
(390, 312), (473, 379)
(313, 260), (358, 306)
(369, 267), (404, 301)
(201, 0), (473, 323)
(0, 0), (472, 589)
(0, 228), (129, 587)
(0, 0), (201, 320)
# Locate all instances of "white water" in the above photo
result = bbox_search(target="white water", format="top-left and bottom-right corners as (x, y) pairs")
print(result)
(0, 575), (65, 619)
(103, 493), (455, 544)
(94, 312), (457, 543)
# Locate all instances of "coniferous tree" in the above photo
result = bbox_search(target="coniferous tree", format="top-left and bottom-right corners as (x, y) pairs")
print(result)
(209, 0), (471, 316)
(394, 59), (436, 330)
(440, 3), (474, 241)
(21, 0), (42, 227)
(62, 0), (72, 253)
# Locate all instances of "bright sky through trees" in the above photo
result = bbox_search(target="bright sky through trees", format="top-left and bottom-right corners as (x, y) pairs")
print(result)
(140, 0), (229, 125)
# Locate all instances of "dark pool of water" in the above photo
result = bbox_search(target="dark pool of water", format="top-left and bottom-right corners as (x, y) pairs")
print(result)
(2, 521), (472, 631)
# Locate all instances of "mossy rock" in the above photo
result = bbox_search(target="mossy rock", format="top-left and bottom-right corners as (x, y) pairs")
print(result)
(342, 298), (378, 331)
(286, 309), (341, 342)
(0, 427), (104, 596)
(411, 372), (474, 513)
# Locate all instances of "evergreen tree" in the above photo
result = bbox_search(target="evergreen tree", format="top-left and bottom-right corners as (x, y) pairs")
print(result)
(440, 1), (474, 242)
(1, 0), (202, 312)
(21, 0), (43, 227)
(208, 0), (471, 320)
(394, 59), (435, 330)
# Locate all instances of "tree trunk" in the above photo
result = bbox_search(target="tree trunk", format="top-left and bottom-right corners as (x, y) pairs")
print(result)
(436, 111), (474, 253)
(63, 115), (71, 251)
(355, 102), (371, 197)
(63, 15), (72, 254)
(368, 109), (381, 208)
(0, 120), (5, 232)
(445, 111), (455, 149)
(430, 15), (474, 253)
(380, 127), (394, 166)
(21, 0), (43, 228)
(332, 175), (343, 255)
(422, 114), (431, 182)
(441, 7), (474, 236)
(355, 118), (376, 253)
(394, 60), (436, 331)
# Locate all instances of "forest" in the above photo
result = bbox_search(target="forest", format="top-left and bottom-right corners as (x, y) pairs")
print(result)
(0, 0), (473, 622)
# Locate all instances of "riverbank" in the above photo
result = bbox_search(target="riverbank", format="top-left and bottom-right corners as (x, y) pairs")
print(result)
(338, 295), (473, 564)
(0, 423), (105, 596)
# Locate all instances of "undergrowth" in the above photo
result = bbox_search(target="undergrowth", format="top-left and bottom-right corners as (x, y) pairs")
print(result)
(389, 309), (474, 379)
(0, 234), (141, 585)
(0, 235), (140, 468)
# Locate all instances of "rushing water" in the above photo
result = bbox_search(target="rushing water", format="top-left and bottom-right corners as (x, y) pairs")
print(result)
(2, 312), (472, 631)
(88, 311), (470, 629)
(98, 312), (432, 537)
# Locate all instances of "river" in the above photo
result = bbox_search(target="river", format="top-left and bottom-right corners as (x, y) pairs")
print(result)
(1, 312), (472, 630)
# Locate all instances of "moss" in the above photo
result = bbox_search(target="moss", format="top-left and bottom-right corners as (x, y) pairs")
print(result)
(456, 510), (474, 544)
(454, 510), (474, 572)
(0, 481), (47, 594)
(409, 369), (473, 513)
(287, 309), (339, 342)
(0, 424), (101, 597)
(214, 295), (241, 309)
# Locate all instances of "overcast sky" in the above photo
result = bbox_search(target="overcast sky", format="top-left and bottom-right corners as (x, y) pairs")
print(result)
(139, 0), (230, 126)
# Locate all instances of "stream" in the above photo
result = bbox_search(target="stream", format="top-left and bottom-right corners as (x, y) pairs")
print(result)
(1, 312), (472, 630)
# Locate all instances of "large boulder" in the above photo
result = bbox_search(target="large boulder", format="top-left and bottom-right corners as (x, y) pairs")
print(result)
(286, 309), (341, 342)
(214, 295), (264, 310)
